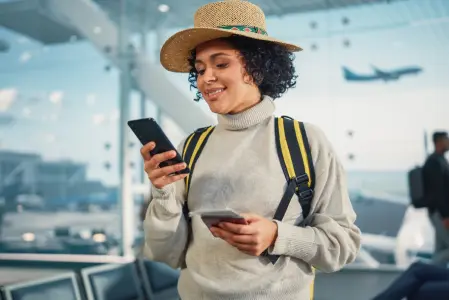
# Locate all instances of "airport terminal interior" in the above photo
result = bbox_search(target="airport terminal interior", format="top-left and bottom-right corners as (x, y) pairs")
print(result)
(0, 0), (448, 299)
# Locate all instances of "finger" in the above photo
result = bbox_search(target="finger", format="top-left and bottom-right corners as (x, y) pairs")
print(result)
(140, 142), (156, 160)
(217, 222), (256, 235)
(210, 228), (261, 255)
(149, 162), (187, 180)
(227, 233), (258, 245)
(152, 173), (188, 189)
(143, 160), (154, 173)
(163, 172), (189, 184)
(147, 150), (177, 169)
(210, 227), (257, 245)
(240, 213), (262, 223)
(210, 226), (234, 240)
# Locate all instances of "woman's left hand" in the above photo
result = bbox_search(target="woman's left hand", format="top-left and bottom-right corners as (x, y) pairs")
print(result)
(210, 213), (278, 256)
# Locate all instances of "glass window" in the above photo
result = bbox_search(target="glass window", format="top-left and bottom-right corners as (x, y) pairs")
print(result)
(1, 0), (448, 268)
(0, 17), (123, 256)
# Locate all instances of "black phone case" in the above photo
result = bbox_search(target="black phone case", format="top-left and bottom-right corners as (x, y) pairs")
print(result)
(127, 118), (190, 175)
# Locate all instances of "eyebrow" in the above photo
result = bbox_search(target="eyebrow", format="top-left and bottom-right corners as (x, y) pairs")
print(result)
(195, 52), (231, 64)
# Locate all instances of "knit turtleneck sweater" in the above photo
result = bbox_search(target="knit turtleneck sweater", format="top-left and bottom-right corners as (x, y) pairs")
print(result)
(144, 96), (361, 300)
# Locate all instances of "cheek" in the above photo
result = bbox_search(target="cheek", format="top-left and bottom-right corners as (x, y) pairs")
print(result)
(223, 75), (245, 92)
(196, 77), (205, 92)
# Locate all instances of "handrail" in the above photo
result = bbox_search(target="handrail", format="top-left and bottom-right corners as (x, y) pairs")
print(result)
(0, 253), (134, 264)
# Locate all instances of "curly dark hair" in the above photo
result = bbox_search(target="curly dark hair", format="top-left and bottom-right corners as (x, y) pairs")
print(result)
(187, 35), (298, 102)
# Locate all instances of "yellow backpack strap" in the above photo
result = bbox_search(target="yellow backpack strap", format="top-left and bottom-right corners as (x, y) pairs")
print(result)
(274, 115), (315, 220)
(310, 268), (315, 300)
(262, 115), (315, 262)
(268, 116), (316, 299)
(181, 126), (215, 220)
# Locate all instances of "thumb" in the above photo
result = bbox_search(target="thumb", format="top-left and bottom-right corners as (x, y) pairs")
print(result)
(240, 213), (262, 223)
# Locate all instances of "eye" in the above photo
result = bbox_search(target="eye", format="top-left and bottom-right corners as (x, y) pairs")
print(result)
(217, 63), (228, 68)
(197, 69), (205, 76)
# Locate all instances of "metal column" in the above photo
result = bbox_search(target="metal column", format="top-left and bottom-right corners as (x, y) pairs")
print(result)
(139, 0), (148, 188)
(117, 0), (133, 257)
(154, 13), (166, 125)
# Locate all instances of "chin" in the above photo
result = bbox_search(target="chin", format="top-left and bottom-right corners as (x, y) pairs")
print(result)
(208, 105), (228, 114)
(206, 101), (229, 115)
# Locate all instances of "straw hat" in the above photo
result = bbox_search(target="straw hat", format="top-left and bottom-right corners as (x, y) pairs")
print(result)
(160, 0), (302, 73)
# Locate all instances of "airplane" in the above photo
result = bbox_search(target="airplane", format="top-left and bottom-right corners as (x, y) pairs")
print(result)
(343, 65), (423, 82)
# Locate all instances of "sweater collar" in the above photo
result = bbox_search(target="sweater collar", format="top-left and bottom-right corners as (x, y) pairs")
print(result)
(217, 95), (275, 131)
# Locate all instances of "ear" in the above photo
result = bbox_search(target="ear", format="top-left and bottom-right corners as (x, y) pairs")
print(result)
(243, 73), (252, 85)
(241, 68), (260, 86)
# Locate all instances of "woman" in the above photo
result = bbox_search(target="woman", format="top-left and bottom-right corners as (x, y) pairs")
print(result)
(141, 1), (361, 299)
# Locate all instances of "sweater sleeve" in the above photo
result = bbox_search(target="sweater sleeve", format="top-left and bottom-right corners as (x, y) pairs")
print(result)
(142, 140), (189, 269)
(268, 123), (361, 272)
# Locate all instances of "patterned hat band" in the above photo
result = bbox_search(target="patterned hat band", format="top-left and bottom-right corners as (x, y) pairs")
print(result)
(217, 25), (268, 36)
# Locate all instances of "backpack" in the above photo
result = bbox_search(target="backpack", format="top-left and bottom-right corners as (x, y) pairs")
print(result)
(408, 166), (427, 208)
(181, 115), (316, 299)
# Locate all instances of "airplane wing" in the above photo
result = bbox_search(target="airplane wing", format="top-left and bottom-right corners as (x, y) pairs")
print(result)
(370, 65), (398, 80)
(371, 65), (387, 76)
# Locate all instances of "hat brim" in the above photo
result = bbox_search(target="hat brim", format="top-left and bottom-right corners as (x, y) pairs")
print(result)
(160, 27), (302, 73)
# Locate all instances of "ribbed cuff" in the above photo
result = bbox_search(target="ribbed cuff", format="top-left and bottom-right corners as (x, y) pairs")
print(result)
(150, 183), (181, 214)
(151, 183), (175, 199)
(268, 220), (316, 262)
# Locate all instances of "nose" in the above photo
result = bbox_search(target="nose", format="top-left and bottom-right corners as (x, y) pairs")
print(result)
(203, 68), (217, 84)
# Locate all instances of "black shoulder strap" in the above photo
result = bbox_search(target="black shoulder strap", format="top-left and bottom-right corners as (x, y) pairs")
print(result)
(181, 126), (215, 219)
(263, 116), (315, 265)
(274, 116), (315, 220)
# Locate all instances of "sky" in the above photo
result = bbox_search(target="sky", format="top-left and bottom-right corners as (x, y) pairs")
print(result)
(0, 0), (448, 186)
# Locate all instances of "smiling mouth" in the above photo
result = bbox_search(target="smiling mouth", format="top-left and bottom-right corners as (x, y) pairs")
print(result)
(206, 88), (226, 98)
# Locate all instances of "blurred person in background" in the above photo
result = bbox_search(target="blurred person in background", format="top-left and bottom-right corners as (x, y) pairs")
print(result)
(423, 131), (449, 266)
(140, 1), (361, 299)
(373, 261), (449, 300)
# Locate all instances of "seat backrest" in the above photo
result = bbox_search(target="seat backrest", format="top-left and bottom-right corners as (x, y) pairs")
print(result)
(81, 263), (145, 300)
(2, 272), (82, 300)
(136, 259), (180, 298)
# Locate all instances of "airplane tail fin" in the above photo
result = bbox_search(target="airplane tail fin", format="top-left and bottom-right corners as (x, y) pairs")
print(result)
(342, 66), (357, 79)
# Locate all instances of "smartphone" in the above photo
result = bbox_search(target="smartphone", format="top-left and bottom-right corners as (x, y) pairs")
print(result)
(189, 208), (248, 228)
(127, 118), (189, 175)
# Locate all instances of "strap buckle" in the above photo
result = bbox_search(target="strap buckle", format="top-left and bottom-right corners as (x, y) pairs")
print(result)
(299, 189), (314, 201)
(292, 174), (314, 201)
(294, 174), (309, 185)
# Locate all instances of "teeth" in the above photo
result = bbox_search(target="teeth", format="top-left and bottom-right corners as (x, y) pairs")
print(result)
(208, 89), (223, 95)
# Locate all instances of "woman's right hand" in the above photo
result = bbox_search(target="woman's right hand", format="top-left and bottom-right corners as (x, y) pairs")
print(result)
(141, 142), (188, 189)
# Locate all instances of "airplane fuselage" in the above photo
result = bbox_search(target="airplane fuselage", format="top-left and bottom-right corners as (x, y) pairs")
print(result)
(343, 66), (423, 82)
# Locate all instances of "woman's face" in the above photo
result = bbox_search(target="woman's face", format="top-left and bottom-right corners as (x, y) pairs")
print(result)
(194, 39), (261, 115)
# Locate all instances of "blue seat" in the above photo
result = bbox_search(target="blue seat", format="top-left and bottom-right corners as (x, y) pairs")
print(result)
(1, 272), (82, 300)
(137, 259), (180, 300)
(81, 263), (145, 300)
